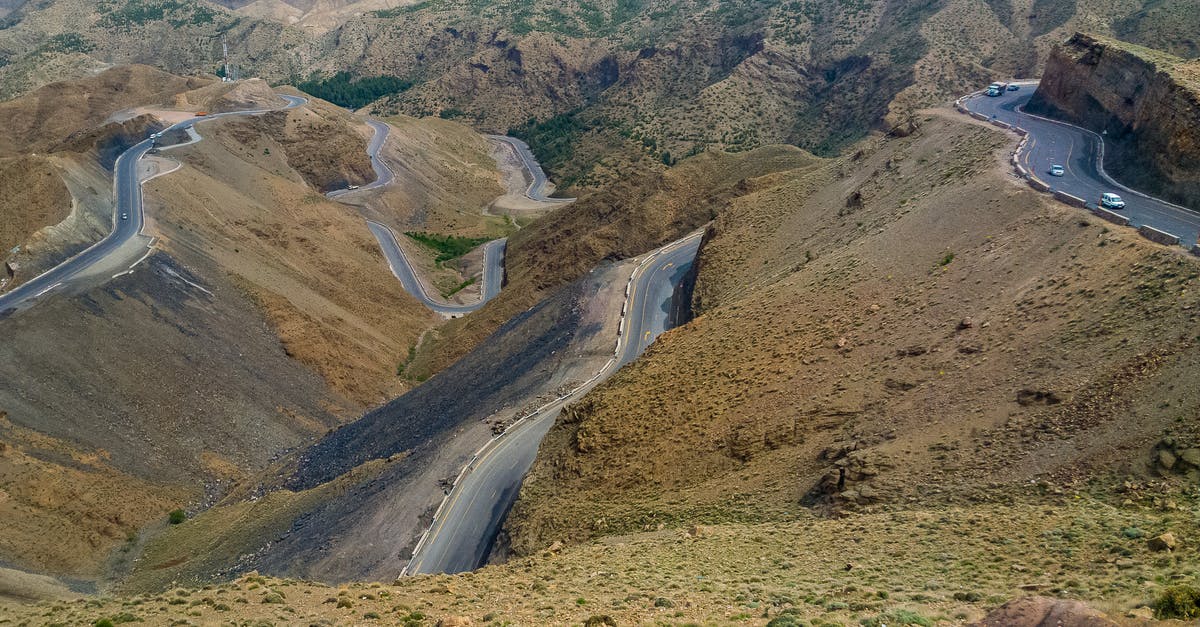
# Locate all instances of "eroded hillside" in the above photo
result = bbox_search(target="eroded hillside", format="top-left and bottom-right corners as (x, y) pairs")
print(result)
(504, 112), (1200, 565)
(0, 0), (1194, 193)
(0, 68), (520, 590)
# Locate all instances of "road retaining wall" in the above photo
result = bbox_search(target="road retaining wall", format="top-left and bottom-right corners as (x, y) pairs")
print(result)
(991, 119), (1012, 130)
(1139, 225), (1181, 246)
(970, 111), (990, 122)
(1052, 190), (1088, 208)
(1092, 207), (1131, 226)
(1028, 177), (1051, 192)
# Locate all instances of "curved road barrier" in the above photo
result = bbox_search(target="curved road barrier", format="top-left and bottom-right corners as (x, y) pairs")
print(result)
(0, 95), (307, 314)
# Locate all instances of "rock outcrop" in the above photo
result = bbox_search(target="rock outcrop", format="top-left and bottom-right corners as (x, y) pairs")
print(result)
(1027, 33), (1200, 210)
(971, 596), (1118, 627)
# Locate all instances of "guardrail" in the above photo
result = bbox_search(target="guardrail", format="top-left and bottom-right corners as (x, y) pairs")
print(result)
(1092, 206), (1130, 226)
(1139, 225), (1181, 246)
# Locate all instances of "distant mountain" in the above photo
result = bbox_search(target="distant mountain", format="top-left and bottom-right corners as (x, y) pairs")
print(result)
(0, 0), (1193, 187)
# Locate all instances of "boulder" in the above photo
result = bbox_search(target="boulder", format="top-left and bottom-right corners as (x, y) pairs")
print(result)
(1158, 449), (1178, 471)
(970, 596), (1118, 626)
(1179, 448), (1200, 468)
(1148, 532), (1178, 552)
(437, 616), (473, 627)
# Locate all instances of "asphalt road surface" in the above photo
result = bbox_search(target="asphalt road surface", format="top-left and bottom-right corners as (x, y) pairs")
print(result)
(327, 119), (394, 198)
(488, 135), (574, 203)
(329, 119), (509, 315)
(965, 84), (1200, 247)
(366, 220), (505, 317)
(0, 94), (307, 315)
(405, 232), (703, 575)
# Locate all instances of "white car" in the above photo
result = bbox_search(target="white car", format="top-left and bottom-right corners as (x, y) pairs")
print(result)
(1100, 193), (1126, 210)
(1049, 164), (1065, 177)
(120, 213), (129, 220)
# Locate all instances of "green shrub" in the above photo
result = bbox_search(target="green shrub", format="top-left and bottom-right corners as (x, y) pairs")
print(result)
(1155, 584), (1200, 619)
(168, 509), (186, 524)
(404, 232), (490, 264)
(1121, 527), (1146, 539)
(861, 609), (934, 626)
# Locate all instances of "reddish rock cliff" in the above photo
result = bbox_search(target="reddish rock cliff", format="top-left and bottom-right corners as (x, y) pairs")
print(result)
(1027, 33), (1200, 210)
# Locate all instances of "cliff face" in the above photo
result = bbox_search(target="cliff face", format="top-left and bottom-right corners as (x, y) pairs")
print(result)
(1027, 33), (1200, 209)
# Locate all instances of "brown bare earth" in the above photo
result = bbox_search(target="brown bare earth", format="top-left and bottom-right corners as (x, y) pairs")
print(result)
(0, 72), (510, 590)
(0, 412), (191, 580)
(408, 145), (821, 378)
(366, 114), (507, 236)
(0, 156), (72, 256)
(0, 65), (211, 156)
(503, 112), (1200, 567)
(144, 96), (431, 406)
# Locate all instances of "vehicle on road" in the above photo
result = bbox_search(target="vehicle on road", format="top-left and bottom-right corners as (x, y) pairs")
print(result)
(1049, 164), (1065, 177)
(348, 185), (360, 190)
(1100, 193), (1126, 210)
(986, 86), (1001, 97)
(1007, 84), (1020, 91)
(194, 111), (208, 117)
(120, 213), (128, 220)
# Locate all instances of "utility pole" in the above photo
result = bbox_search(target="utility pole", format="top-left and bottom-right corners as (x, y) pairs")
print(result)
(222, 35), (232, 81)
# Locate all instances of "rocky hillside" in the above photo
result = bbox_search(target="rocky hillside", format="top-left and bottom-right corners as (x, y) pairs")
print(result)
(503, 110), (1200, 583)
(0, 67), (514, 590)
(0, 0), (1194, 191)
(1027, 33), (1200, 210)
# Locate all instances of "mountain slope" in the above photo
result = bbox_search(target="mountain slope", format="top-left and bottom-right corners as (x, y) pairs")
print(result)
(0, 1), (1193, 192)
(504, 111), (1200, 560)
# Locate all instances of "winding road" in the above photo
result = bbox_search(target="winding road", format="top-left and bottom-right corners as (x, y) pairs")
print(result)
(367, 221), (506, 317)
(327, 119), (394, 198)
(405, 232), (703, 575)
(326, 121), (536, 315)
(488, 135), (574, 203)
(964, 84), (1200, 247)
(0, 94), (307, 315)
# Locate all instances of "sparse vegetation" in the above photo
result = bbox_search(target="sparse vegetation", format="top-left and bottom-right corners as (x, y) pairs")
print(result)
(1155, 584), (1200, 620)
(441, 276), (478, 299)
(168, 508), (186, 524)
(404, 231), (490, 264)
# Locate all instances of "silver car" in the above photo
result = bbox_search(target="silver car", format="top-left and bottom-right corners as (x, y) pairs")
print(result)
(1049, 164), (1065, 177)
(1100, 193), (1126, 210)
